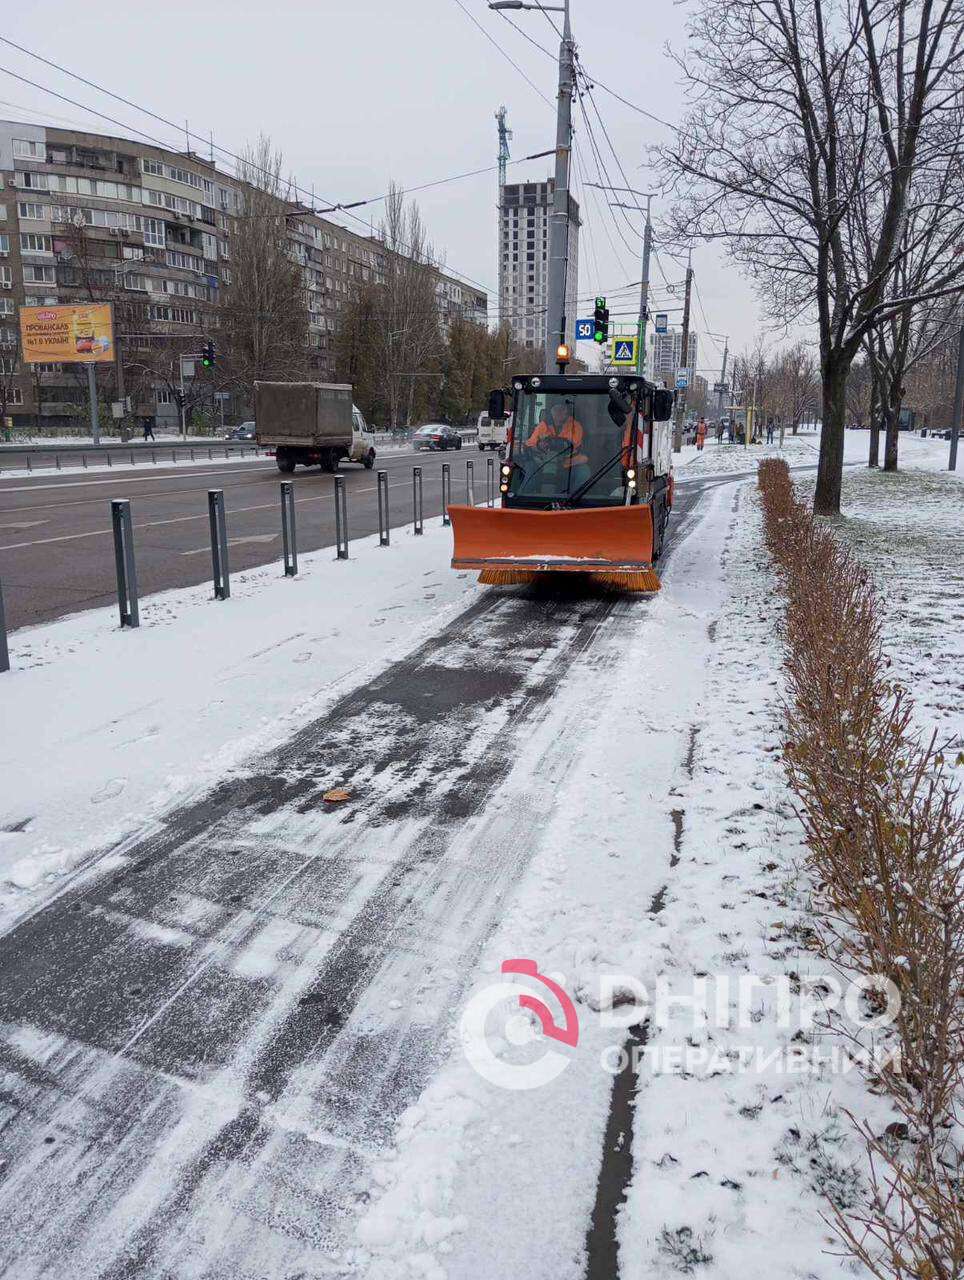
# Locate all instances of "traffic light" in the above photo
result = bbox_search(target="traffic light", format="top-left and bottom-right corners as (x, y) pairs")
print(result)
(201, 340), (215, 369)
(593, 296), (609, 344)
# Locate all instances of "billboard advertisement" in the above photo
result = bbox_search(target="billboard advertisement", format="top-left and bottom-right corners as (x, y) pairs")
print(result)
(19, 303), (115, 364)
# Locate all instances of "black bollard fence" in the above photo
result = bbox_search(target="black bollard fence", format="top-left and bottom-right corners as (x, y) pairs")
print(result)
(0, 578), (9, 673)
(208, 489), (230, 599)
(486, 456), (495, 507)
(413, 466), (424, 535)
(441, 463), (452, 526)
(280, 481), (298, 576)
(377, 470), (390, 545)
(334, 475), (349, 559)
(110, 498), (140, 628)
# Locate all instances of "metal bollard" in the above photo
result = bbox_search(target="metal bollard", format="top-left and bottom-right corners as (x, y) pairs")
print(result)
(466, 458), (475, 506)
(280, 481), (298, 576)
(26, 455), (31, 473)
(110, 498), (140, 628)
(151, 450), (156, 464)
(334, 475), (349, 559)
(130, 451), (135, 466)
(82, 454), (88, 469)
(486, 456), (495, 507)
(208, 489), (230, 599)
(172, 450), (177, 464)
(0, 578), (9, 673)
(377, 470), (390, 546)
(190, 448), (195, 461)
(107, 452), (112, 467)
(441, 462), (451, 526)
(208, 447), (213, 461)
(413, 466), (424, 535)
(56, 453), (61, 471)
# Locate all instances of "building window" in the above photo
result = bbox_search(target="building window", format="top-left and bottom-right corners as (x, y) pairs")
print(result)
(18, 201), (48, 220)
(34, 362), (62, 373)
(13, 139), (44, 159)
(0, 299), (12, 315)
(15, 171), (48, 190)
(143, 217), (166, 248)
(4, 386), (23, 405)
(20, 233), (53, 254)
(0, 234), (9, 255)
(24, 264), (55, 283)
(156, 387), (172, 404)
(142, 158), (164, 176)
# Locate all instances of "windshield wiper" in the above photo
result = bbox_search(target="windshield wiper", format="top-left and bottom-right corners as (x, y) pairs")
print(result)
(565, 447), (627, 505)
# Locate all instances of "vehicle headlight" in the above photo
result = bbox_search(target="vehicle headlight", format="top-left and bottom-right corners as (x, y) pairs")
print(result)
(531, 377), (540, 388)
(501, 464), (512, 476)
(626, 468), (636, 480)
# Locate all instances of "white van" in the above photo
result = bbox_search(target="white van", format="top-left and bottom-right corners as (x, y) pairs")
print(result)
(477, 411), (509, 452)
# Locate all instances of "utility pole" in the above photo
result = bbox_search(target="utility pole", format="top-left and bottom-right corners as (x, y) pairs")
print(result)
(716, 337), (729, 421)
(636, 195), (653, 376)
(489, 1), (573, 372)
(544, 0), (574, 372)
(672, 251), (693, 453)
(950, 318), (963, 472)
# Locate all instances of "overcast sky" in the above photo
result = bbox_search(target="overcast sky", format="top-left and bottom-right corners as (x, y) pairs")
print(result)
(2, 0), (775, 377)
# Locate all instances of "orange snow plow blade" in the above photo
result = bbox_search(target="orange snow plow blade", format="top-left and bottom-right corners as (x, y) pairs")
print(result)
(449, 504), (660, 592)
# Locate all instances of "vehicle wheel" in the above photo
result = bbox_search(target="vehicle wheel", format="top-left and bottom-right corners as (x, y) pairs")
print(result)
(363, 450), (375, 469)
(276, 451), (296, 474)
(320, 450), (335, 473)
(457, 438), (463, 450)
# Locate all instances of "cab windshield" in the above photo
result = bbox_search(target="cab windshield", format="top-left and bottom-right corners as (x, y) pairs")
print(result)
(507, 389), (638, 505)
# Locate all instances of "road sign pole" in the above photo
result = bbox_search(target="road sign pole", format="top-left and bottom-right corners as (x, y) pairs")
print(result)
(636, 196), (653, 376)
(87, 362), (100, 447)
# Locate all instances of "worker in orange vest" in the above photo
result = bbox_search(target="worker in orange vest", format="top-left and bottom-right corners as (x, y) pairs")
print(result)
(525, 402), (588, 466)
(695, 417), (707, 451)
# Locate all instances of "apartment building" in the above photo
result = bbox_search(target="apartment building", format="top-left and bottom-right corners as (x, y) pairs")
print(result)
(650, 329), (699, 385)
(0, 120), (487, 430)
(498, 179), (579, 352)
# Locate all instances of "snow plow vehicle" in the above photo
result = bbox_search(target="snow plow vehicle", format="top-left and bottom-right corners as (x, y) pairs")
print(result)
(449, 371), (675, 592)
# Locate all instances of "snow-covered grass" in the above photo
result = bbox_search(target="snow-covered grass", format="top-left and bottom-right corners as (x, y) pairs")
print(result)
(678, 426), (959, 481)
(0, 517), (480, 927)
(804, 464), (964, 745)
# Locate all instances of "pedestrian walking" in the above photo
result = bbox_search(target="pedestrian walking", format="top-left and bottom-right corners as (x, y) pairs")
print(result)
(143, 420), (156, 442)
(765, 418), (774, 444)
(695, 417), (707, 451)
(716, 419), (724, 443)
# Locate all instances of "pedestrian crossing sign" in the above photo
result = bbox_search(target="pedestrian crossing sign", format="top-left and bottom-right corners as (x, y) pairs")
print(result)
(612, 336), (637, 366)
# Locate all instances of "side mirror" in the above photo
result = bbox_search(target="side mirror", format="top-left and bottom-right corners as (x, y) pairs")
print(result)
(488, 388), (507, 421)
(653, 388), (675, 422)
(608, 391), (631, 426)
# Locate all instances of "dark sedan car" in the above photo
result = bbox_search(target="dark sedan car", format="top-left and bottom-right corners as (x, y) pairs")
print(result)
(413, 424), (463, 451)
(226, 421), (257, 441)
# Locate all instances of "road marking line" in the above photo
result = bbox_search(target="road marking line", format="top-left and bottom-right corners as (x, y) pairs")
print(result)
(0, 463), (278, 495)
(181, 533), (279, 556)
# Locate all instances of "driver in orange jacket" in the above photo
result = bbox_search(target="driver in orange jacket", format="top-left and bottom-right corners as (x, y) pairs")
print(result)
(525, 402), (588, 466)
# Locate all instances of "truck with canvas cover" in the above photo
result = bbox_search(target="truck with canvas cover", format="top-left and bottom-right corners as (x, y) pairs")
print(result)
(255, 381), (376, 473)
(449, 372), (675, 592)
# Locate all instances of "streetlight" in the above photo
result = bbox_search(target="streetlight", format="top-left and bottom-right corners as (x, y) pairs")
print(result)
(489, 0), (573, 374)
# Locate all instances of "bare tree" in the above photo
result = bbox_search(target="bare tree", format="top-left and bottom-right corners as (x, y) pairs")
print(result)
(659, 0), (964, 514)
(219, 136), (310, 395)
